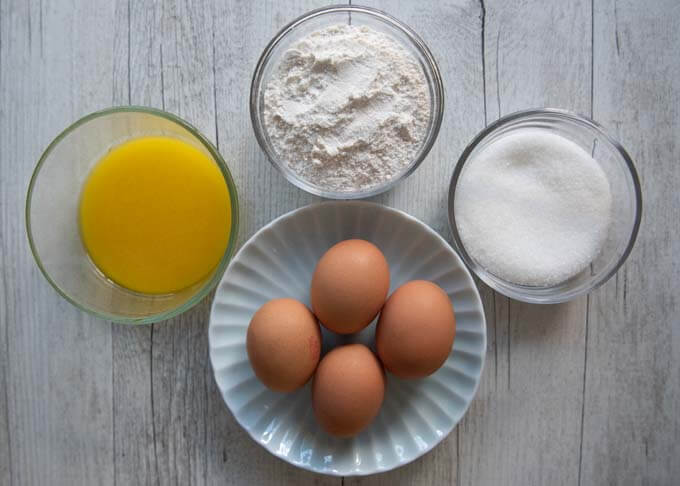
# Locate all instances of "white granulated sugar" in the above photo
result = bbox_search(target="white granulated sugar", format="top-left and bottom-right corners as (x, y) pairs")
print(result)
(454, 130), (613, 287)
(263, 24), (430, 192)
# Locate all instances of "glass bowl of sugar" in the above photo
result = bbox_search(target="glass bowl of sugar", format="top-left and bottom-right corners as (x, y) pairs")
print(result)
(250, 5), (444, 199)
(448, 109), (642, 304)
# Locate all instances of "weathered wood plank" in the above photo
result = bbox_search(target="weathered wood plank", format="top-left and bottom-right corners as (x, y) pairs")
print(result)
(458, 1), (592, 485)
(1, 0), (115, 484)
(347, 0), (485, 484)
(0, 5), (13, 483)
(582, 1), (680, 484)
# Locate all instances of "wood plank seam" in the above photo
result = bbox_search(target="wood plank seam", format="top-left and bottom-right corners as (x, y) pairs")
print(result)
(578, 3), (596, 485)
(126, 0), (130, 106)
(0, 0), (13, 483)
(149, 325), (159, 485)
(1, 269), (12, 486)
(495, 27), (501, 121)
(480, 0), (487, 127)
(506, 297), (511, 391)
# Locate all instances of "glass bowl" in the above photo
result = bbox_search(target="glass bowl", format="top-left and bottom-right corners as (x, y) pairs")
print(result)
(250, 5), (445, 199)
(26, 106), (240, 324)
(448, 109), (642, 304)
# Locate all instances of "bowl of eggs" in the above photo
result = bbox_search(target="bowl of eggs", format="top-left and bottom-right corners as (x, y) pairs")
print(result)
(209, 201), (486, 475)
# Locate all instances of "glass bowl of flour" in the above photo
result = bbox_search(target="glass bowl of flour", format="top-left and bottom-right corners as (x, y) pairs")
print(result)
(448, 109), (642, 304)
(250, 5), (444, 199)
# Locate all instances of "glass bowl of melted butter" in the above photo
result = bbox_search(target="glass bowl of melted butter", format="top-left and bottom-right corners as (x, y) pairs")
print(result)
(26, 107), (239, 323)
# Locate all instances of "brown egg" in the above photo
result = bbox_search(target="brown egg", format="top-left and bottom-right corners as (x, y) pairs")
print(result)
(311, 239), (390, 334)
(312, 344), (385, 438)
(376, 280), (456, 378)
(246, 298), (321, 392)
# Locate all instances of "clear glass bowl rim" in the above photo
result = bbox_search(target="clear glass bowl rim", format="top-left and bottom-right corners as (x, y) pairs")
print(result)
(25, 105), (241, 324)
(249, 4), (445, 200)
(447, 108), (643, 304)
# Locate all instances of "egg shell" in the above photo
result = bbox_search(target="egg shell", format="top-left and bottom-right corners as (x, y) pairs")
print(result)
(376, 280), (456, 378)
(312, 344), (385, 438)
(246, 298), (322, 392)
(311, 239), (390, 334)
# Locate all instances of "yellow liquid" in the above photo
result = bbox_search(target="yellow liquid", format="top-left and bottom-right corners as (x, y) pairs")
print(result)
(79, 136), (231, 294)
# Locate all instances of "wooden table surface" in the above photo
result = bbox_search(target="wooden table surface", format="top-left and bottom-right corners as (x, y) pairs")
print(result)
(1, 1), (678, 484)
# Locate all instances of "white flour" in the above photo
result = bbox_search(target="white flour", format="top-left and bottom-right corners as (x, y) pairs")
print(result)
(454, 130), (613, 287)
(263, 24), (430, 192)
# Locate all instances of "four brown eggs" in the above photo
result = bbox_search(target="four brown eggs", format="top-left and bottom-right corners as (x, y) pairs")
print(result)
(246, 239), (457, 437)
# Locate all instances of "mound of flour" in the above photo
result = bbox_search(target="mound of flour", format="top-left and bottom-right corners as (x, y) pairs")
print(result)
(263, 24), (430, 192)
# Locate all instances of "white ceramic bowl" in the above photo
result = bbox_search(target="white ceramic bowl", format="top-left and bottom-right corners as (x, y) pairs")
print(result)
(208, 202), (486, 476)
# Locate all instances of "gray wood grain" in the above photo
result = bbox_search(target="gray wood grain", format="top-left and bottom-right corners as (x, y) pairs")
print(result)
(0, 0), (11, 467)
(459, 1), (592, 485)
(1, 0), (679, 485)
(582, 1), (680, 484)
(1, 1), (116, 485)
